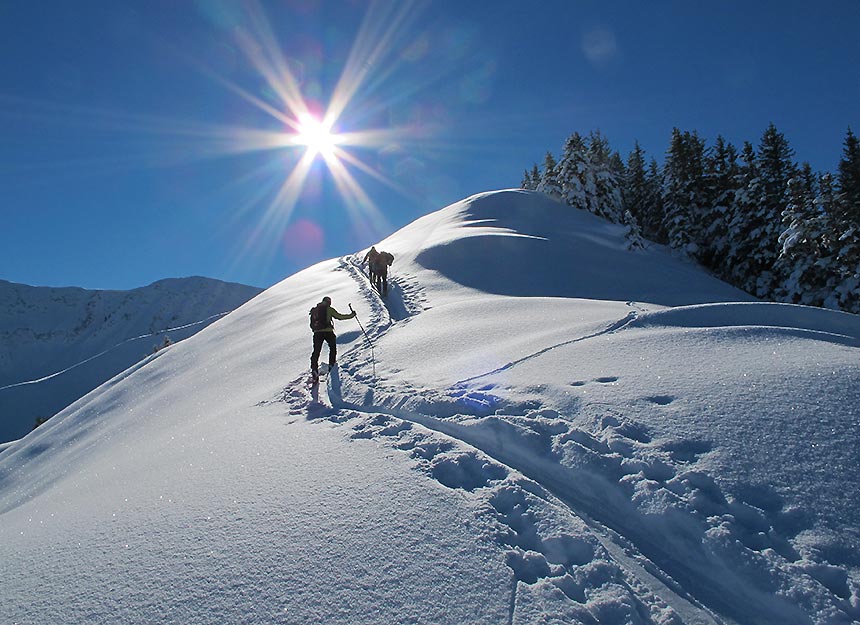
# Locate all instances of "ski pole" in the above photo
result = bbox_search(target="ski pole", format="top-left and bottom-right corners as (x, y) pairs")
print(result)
(349, 304), (376, 378)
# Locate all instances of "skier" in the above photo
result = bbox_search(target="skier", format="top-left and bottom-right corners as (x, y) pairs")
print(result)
(362, 246), (379, 286)
(309, 296), (356, 383)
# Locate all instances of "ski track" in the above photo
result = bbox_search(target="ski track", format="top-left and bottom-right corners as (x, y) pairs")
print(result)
(262, 258), (853, 625)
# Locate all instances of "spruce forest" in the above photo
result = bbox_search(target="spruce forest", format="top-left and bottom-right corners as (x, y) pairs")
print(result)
(522, 124), (860, 314)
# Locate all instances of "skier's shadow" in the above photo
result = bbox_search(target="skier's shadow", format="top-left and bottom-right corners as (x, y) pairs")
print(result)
(328, 367), (343, 403)
(338, 330), (362, 345)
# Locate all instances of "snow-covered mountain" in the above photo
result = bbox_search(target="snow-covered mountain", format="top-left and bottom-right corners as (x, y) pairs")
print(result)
(1, 190), (858, 624)
(0, 277), (262, 443)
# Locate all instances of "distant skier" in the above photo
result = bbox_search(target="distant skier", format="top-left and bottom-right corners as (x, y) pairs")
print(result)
(371, 251), (394, 295)
(362, 246), (380, 286)
(308, 296), (356, 383)
(362, 246), (394, 295)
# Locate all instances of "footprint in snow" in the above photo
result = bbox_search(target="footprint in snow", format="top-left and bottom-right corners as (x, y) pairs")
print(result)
(594, 376), (619, 384)
(570, 377), (620, 387)
(643, 394), (676, 406)
(660, 438), (712, 463)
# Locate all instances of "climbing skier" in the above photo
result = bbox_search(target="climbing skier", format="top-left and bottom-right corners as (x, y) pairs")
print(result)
(309, 296), (356, 383)
(362, 246), (379, 286)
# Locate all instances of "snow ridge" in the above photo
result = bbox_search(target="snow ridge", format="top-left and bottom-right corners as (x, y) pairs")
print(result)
(2, 190), (858, 625)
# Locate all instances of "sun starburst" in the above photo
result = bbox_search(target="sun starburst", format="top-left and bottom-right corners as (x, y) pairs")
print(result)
(181, 0), (433, 274)
(291, 114), (342, 160)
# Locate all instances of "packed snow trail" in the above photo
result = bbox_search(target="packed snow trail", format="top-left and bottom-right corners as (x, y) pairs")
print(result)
(279, 261), (724, 622)
(300, 367), (809, 625)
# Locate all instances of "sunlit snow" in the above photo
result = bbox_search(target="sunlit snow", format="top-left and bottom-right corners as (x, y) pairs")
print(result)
(1, 190), (858, 624)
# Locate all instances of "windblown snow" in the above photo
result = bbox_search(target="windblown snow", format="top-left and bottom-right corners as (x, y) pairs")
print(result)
(1, 190), (858, 624)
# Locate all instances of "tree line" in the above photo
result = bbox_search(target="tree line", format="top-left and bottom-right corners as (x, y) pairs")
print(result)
(521, 125), (860, 314)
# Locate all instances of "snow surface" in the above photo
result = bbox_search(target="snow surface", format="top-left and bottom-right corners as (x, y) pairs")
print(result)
(1, 190), (859, 624)
(0, 277), (262, 443)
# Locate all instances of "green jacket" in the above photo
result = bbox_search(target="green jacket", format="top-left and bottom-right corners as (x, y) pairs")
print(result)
(315, 305), (354, 333)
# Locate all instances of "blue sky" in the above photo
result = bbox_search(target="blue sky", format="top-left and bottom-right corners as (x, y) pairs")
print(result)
(2, 0), (858, 290)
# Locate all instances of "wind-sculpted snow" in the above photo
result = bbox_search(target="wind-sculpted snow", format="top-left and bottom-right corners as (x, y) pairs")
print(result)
(631, 302), (860, 347)
(395, 190), (753, 306)
(1, 190), (858, 624)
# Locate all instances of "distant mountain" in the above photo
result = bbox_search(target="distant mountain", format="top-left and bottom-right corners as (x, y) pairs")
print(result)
(0, 277), (262, 443)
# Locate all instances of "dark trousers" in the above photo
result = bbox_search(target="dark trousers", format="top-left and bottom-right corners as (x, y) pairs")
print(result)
(311, 332), (337, 373)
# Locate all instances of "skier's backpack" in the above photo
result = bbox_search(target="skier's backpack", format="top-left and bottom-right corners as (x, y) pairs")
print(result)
(309, 303), (328, 331)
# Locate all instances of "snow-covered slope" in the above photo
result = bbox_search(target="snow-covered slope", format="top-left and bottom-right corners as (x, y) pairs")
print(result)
(0, 277), (262, 443)
(1, 190), (858, 624)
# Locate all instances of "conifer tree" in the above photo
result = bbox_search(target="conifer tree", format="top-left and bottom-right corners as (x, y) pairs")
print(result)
(754, 123), (798, 294)
(828, 139), (860, 312)
(622, 210), (646, 250)
(775, 177), (832, 306)
(556, 132), (589, 209)
(623, 141), (649, 228)
(725, 126), (796, 296)
(646, 158), (667, 244)
(530, 164), (541, 190)
(661, 128), (707, 257)
(536, 152), (562, 199)
(724, 141), (759, 285)
(610, 151), (626, 186)
(701, 135), (739, 270)
(586, 130), (623, 223)
(797, 162), (819, 200)
(831, 221), (860, 313)
(521, 169), (532, 190)
(837, 127), (860, 224)
(623, 144), (663, 245)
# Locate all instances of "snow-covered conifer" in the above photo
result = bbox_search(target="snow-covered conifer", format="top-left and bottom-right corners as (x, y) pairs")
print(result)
(556, 132), (589, 209)
(753, 123), (798, 294)
(530, 164), (541, 190)
(700, 136), (739, 270)
(724, 142), (759, 285)
(661, 129), (707, 257)
(825, 166), (860, 313)
(837, 127), (860, 224)
(775, 177), (833, 306)
(536, 152), (562, 200)
(725, 126), (796, 296)
(623, 142), (649, 227)
(521, 169), (532, 190)
(586, 130), (623, 223)
(622, 209), (646, 250)
(645, 158), (667, 243)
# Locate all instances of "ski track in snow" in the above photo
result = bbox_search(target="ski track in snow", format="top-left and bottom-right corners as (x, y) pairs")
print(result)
(259, 256), (857, 625)
(455, 307), (640, 387)
(0, 311), (232, 392)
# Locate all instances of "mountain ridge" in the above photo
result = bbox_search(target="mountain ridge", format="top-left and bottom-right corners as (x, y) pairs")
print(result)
(0, 275), (263, 442)
(1, 190), (858, 624)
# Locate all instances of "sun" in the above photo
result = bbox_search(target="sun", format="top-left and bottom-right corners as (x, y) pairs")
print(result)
(174, 0), (424, 269)
(292, 113), (341, 159)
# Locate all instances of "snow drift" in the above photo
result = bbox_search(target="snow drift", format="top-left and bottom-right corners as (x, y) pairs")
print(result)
(1, 190), (858, 624)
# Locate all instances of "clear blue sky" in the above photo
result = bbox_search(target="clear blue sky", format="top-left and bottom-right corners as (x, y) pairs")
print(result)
(2, 1), (858, 290)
